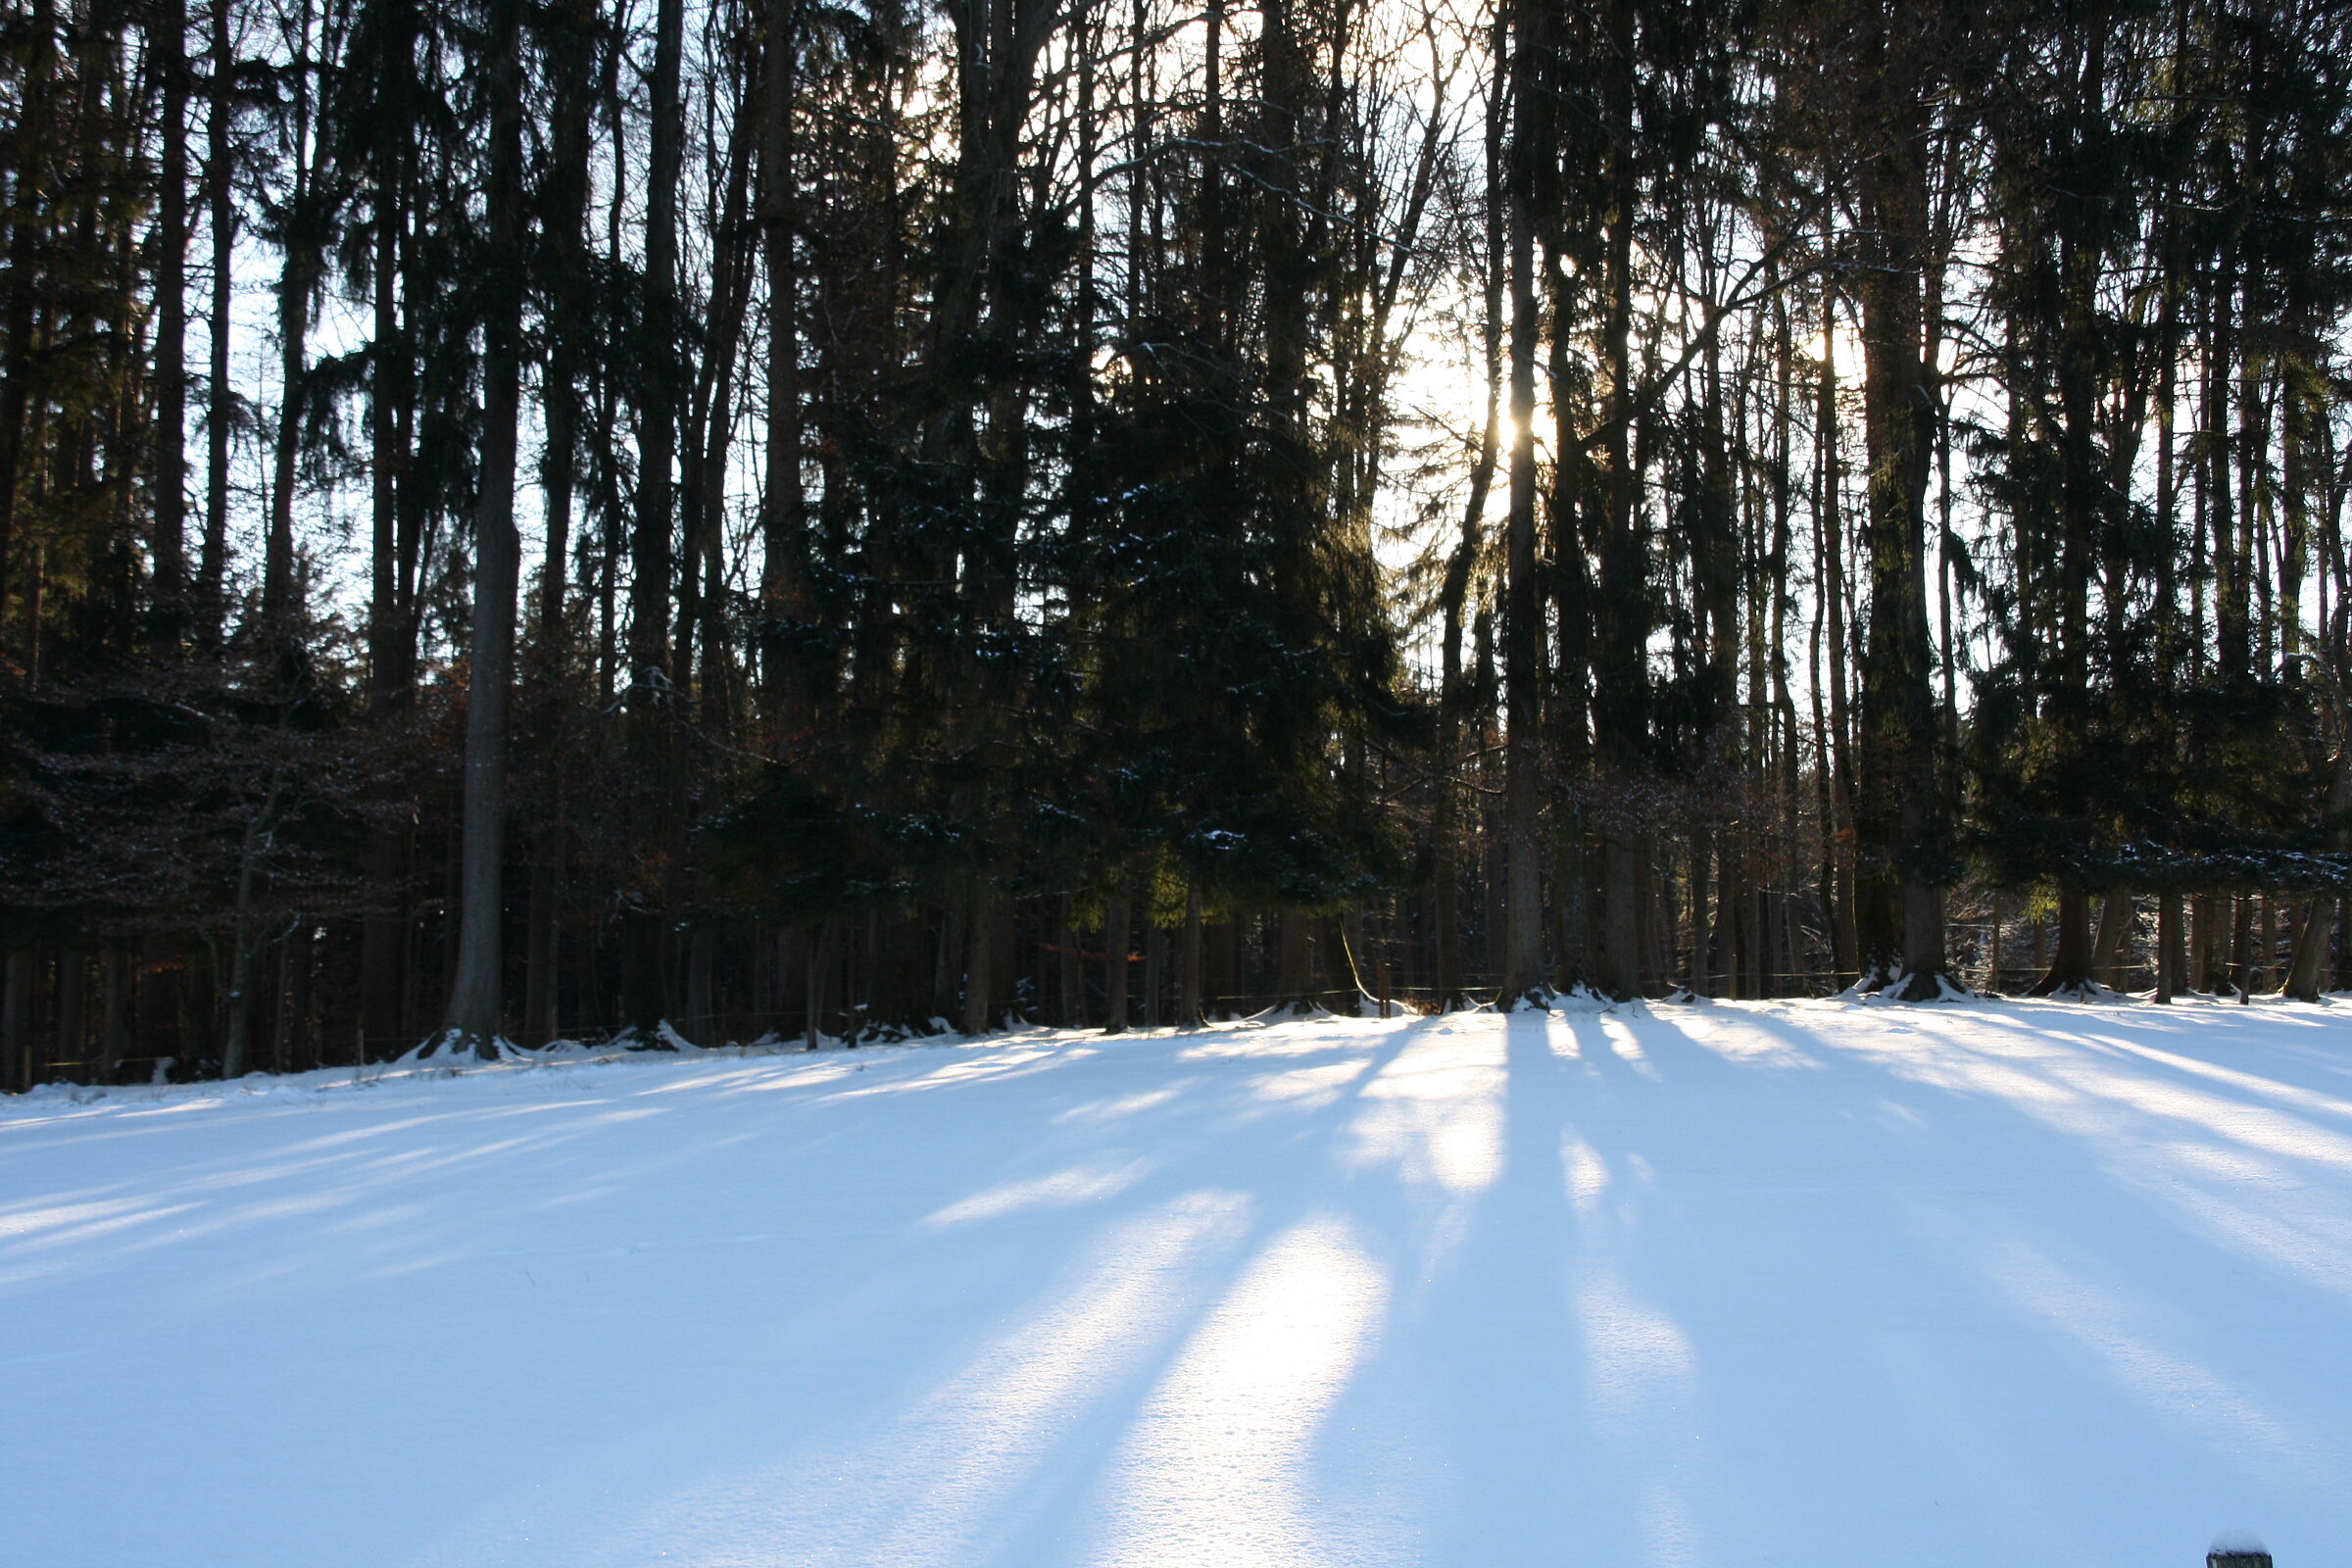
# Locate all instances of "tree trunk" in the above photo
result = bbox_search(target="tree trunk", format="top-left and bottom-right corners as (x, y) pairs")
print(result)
(1056, 896), (1085, 1028)
(198, 0), (232, 647)
(521, 837), (560, 1046)
(441, 0), (524, 1054)
(1102, 884), (1131, 1033)
(1, 950), (30, 1092)
(264, 0), (314, 634)
(2032, 890), (2094, 997)
(99, 943), (128, 1081)
(2155, 892), (2182, 1003)
(2285, 755), (2352, 1000)
(759, 0), (806, 722)
(1599, 837), (1640, 999)
(1494, 24), (1545, 1007)
(1812, 283), (1860, 988)
(53, 948), (83, 1075)
(2090, 890), (2133, 988)
(686, 927), (716, 1043)
(2283, 899), (2332, 1003)
(151, 0), (190, 644)
(2191, 893), (2222, 992)
(1276, 907), (1316, 1009)
(804, 920), (834, 1047)
(1850, 11), (1953, 998)
(958, 877), (996, 1036)
(623, 0), (686, 1032)
(1177, 885), (1203, 1027)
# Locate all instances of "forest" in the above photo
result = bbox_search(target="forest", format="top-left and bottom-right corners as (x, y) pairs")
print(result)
(1, 0), (2349, 1084)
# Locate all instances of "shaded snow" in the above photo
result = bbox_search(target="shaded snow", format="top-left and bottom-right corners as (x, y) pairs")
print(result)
(4, 997), (2351, 1566)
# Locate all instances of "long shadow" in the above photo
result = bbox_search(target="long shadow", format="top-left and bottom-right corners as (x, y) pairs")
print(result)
(1543, 1003), (2352, 1564)
(11, 1007), (2352, 1568)
(392, 1017), (1449, 1568)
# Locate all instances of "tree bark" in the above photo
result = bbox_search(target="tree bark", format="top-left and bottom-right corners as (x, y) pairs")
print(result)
(1177, 885), (1203, 1027)
(198, 0), (232, 646)
(622, 0), (686, 1033)
(1850, 4), (1954, 998)
(152, 0), (191, 644)
(1494, 6), (1545, 1007)
(264, 0), (312, 638)
(441, 0), (524, 1054)
(1102, 884), (1131, 1033)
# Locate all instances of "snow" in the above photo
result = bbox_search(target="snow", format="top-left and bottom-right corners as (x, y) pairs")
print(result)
(4, 997), (2350, 1567)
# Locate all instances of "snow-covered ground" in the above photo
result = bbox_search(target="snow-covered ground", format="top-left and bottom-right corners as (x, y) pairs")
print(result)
(5, 997), (2350, 1567)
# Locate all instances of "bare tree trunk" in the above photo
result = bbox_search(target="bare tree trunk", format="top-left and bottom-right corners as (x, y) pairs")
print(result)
(958, 877), (996, 1036)
(2155, 893), (2182, 1002)
(804, 920), (834, 1047)
(1177, 884), (1203, 1027)
(53, 948), (83, 1075)
(2191, 893), (2221, 991)
(1143, 920), (1165, 1028)
(1276, 908), (1316, 1009)
(2090, 890), (2133, 988)
(2283, 900), (2334, 1002)
(1494, 15), (1545, 1006)
(521, 841), (560, 1046)
(1, 950), (30, 1092)
(2336, 896), (2351, 994)
(264, 0), (314, 633)
(277, 927), (312, 1070)
(2032, 890), (2094, 996)
(359, 0), (414, 1057)
(623, 0), (686, 1033)
(151, 0), (190, 645)
(1816, 286), (1859, 986)
(1057, 896), (1085, 1028)
(686, 928), (715, 1042)
(1850, 9), (1954, 998)
(2285, 756), (2351, 1000)
(1102, 884), (1131, 1033)
(759, 0), (806, 721)
(198, 0), (233, 646)
(98, 943), (128, 1081)
(441, 0), (524, 1054)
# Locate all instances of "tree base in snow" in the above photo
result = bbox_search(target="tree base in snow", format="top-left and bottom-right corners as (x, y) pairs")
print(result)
(2026, 976), (2123, 1002)
(1845, 967), (1974, 1003)
(405, 1030), (513, 1063)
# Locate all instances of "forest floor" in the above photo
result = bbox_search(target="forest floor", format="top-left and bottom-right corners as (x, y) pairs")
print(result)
(4, 995), (2351, 1567)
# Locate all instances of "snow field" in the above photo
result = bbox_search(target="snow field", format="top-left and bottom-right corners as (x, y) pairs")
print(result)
(3, 997), (2349, 1566)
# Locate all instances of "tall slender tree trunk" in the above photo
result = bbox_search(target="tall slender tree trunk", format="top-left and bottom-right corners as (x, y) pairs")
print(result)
(54, 949), (83, 1076)
(2090, 890), (2133, 987)
(98, 943), (128, 1081)
(1, 950), (30, 1092)
(359, 0), (415, 1056)
(760, 0), (806, 725)
(1816, 285), (1859, 985)
(2284, 755), (2350, 1001)
(1494, 5), (1545, 1006)
(442, 0), (524, 1054)
(264, 0), (311, 638)
(2156, 892), (2181, 1002)
(623, 0), (685, 1032)
(198, 0), (232, 646)
(958, 876), (996, 1035)
(1177, 885), (1203, 1027)
(1057, 897), (1085, 1028)
(1102, 883), (1131, 1033)
(1850, 7), (1953, 998)
(151, 0), (190, 645)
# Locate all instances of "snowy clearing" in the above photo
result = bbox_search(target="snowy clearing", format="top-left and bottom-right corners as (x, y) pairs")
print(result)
(5, 998), (2351, 1567)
